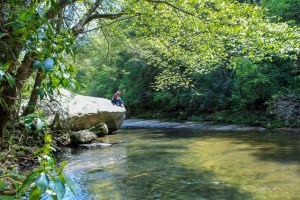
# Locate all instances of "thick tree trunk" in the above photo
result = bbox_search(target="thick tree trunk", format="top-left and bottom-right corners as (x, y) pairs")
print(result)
(0, 53), (34, 148)
(22, 68), (43, 116)
(0, 99), (10, 150)
(0, 116), (8, 150)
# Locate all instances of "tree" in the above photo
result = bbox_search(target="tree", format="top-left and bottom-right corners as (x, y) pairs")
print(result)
(0, 0), (133, 147)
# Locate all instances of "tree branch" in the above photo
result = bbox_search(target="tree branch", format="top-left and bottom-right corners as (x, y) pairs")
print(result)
(71, 0), (103, 36)
(81, 16), (130, 34)
(87, 12), (125, 21)
(145, 0), (194, 16)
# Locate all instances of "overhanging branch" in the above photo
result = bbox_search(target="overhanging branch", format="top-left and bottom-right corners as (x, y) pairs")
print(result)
(146, 0), (194, 16)
(71, 0), (103, 36)
(87, 13), (125, 21)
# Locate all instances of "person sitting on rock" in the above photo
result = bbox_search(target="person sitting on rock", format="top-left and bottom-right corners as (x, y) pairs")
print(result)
(112, 90), (125, 107)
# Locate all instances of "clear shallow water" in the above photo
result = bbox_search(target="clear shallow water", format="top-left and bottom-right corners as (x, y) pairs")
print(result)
(60, 129), (300, 200)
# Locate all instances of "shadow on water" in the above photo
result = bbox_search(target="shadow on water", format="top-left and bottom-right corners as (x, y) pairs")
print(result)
(87, 130), (255, 199)
(115, 144), (254, 200)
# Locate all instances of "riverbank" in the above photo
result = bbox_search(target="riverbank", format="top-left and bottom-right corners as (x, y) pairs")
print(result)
(121, 119), (300, 133)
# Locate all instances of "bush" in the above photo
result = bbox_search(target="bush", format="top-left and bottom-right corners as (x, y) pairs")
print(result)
(267, 91), (300, 127)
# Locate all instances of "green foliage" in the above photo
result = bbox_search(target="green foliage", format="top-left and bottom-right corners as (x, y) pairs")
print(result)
(0, 110), (75, 199)
(61, 0), (300, 127)
(230, 57), (296, 111)
(261, 0), (300, 25)
(17, 134), (75, 200)
(0, 62), (16, 89)
(0, 171), (23, 200)
(231, 58), (273, 110)
(153, 91), (176, 111)
(210, 110), (273, 127)
(74, 35), (124, 96)
(18, 111), (48, 143)
(0, 0), (78, 96)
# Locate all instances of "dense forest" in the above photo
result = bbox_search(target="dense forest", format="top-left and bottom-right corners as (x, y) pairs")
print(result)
(0, 0), (299, 199)
(75, 0), (300, 128)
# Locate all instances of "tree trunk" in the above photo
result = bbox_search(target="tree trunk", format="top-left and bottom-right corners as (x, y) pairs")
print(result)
(0, 53), (34, 148)
(0, 102), (10, 150)
(0, 121), (7, 150)
(22, 68), (43, 116)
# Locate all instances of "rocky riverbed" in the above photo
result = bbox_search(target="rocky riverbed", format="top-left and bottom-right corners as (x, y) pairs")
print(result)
(121, 119), (300, 133)
(121, 119), (267, 131)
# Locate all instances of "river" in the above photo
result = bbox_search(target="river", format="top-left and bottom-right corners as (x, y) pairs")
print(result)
(59, 128), (300, 200)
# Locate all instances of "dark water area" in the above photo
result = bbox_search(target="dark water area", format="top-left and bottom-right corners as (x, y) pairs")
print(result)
(60, 129), (300, 200)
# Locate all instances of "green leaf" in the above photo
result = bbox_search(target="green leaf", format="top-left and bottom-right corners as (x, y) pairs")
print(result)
(15, 26), (26, 34)
(0, 179), (7, 190)
(51, 194), (58, 200)
(61, 160), (67, 169)
(52, 77), (59, 87)
(10, 173), (26, 179)
(0, 195), (15, 200)
(36, 172), (49, 193)
(24, 119), (32, 127)
(2, 61), (11, 71)
(33, 60), (43, 70)
(62, 79), (69, 88)
(39, 90), (45, 100)
(48, 87), (54, 97)
(0, 33), (8, 39)
(18, 170), (41, 192)
(64, 175), (76, 195)
(7, 21), (26, 30)
(4, 73), (16, 88)
(44, 134), (52, 143)
(54, 178), (66, 199)
(29, 187), (42, 200)
(45, 20), (55, 35)
(46, 157), (55, 168)
(69, 80), (76, 90)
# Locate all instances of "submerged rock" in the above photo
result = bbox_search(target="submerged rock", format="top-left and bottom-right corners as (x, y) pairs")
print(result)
(79, 142), (112, 149)
(89, 122), (109, 136)
(70, 130), (98, 144)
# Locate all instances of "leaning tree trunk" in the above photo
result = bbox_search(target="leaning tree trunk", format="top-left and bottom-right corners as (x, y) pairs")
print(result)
(22, 68), (43, 116)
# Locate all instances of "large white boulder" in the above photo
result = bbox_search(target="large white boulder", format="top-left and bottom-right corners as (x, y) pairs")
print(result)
(43, 88), (126, 132)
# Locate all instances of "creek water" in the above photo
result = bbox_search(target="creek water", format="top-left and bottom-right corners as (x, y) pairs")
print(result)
(60, 129), (300, 200)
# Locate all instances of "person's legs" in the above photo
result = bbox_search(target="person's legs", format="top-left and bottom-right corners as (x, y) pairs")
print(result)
(117, 98), (124, 106)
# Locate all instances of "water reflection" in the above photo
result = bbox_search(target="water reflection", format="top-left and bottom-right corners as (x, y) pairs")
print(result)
(60, 129), (300, 200)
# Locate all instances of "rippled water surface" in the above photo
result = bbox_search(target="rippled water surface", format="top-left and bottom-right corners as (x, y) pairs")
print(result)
(61, 129), (300, 200)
